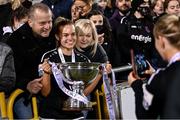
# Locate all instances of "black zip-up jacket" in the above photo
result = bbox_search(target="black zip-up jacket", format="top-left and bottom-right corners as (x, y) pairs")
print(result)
(6, 23), (56, 91)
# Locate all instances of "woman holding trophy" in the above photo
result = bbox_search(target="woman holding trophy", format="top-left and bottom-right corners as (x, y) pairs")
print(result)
(38, 17), (91, 119)
(38, 17), (112, 119)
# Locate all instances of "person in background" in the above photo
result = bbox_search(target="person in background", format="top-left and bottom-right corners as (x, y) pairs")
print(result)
(151, 0), (164, 22)
(109, 0), (131, 33)
(109, 0), (131, 81)
(71, 3), (80, 23)
(87, 10), (112, 58)
(0, 42), (15, 97)
(6, 3), (56, 119)
(41, 0), (73, 19)
(1, 0), (30, 43)
(73, 0), (93, 19)
(94, 0), (108, 12)
(114, 0), (166, 82)
(125, 0), (155, 64)
(2, 5), (29, 43)
(11, 0), (29, 10)
(0, 42), (16, 119)
(128, 14), (180, 119)
(75, 19), (111, 119)
(164, 0), (180, 15)
(92, 0), (114, 18)
(0, 0), (12, 40)
(71, 0), (93, 23)
(20, 0), (32, 9)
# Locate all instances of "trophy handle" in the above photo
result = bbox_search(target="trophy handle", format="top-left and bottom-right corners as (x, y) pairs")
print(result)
(50, 62), (74, 84)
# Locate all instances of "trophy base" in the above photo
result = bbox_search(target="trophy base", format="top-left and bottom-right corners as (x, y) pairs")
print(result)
(63, 98), (93, 111)
(62, 107), (93, 111)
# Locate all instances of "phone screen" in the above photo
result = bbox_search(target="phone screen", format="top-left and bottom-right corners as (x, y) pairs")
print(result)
(131, 49), (149, 78)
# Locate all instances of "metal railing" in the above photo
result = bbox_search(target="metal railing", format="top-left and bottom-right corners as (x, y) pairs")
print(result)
(7, 89), (39, 120)
(0, 92), (7, 119)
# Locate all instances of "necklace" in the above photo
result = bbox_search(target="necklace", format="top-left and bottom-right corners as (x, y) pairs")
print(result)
(58, 48), (75, 63)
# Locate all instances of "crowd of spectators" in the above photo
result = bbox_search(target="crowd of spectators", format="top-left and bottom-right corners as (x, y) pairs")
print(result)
(0, 0), (180, 119)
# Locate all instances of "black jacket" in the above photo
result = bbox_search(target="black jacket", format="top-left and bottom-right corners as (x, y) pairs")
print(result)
(131, 61), (180, 119)
(39, 48), (89, 119)
(6, 23), (56, 90)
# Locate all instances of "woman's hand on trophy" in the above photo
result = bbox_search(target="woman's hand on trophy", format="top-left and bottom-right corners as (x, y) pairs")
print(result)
(98, 62), (112, 75)
(39, 59), (52, 96)
(39, 59), (52, 75)
(105, 63), (112, 74)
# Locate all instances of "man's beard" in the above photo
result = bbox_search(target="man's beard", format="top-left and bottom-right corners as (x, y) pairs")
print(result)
(119, 8), (130, 15)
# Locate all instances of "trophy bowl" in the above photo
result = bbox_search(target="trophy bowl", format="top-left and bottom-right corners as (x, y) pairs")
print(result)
(58, 62), (101, 111)
(59, 62), (100, 84)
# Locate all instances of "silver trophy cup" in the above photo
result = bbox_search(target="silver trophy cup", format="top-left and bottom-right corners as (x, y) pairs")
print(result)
(58, 62), (100, 111)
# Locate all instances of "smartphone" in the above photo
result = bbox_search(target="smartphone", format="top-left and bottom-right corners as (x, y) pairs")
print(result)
(131, 49), (149, 78)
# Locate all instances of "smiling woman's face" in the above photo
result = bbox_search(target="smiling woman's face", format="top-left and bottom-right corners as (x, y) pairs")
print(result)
(57, 24), (76, 50)
(77, 27), (93, 48)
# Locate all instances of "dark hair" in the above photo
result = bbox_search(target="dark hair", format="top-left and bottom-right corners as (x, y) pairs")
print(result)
(151, 0), (159, 9)
(163, 0), (180, 11)
(11, 6), (29, 26)
(87, 9), (104, 18)
(54, 17), (74, 47)
(131, 0), (151, 14)
(131, 0), (144, 12)
(164, 0), (170, 10)
(75, 0), (93, 6)
(86, 9), (112, 39)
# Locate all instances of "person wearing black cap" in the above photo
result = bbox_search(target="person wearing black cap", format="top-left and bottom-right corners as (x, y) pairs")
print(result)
(131, 0), (145, 13)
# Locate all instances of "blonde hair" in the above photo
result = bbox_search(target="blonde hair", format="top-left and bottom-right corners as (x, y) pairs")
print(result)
(153, 14), (180, 50)
(75, 19), (98, 56)
(11, 0), (21, 10)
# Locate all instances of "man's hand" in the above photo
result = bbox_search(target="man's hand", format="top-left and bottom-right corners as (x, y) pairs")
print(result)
(27, 78), (43, 94)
